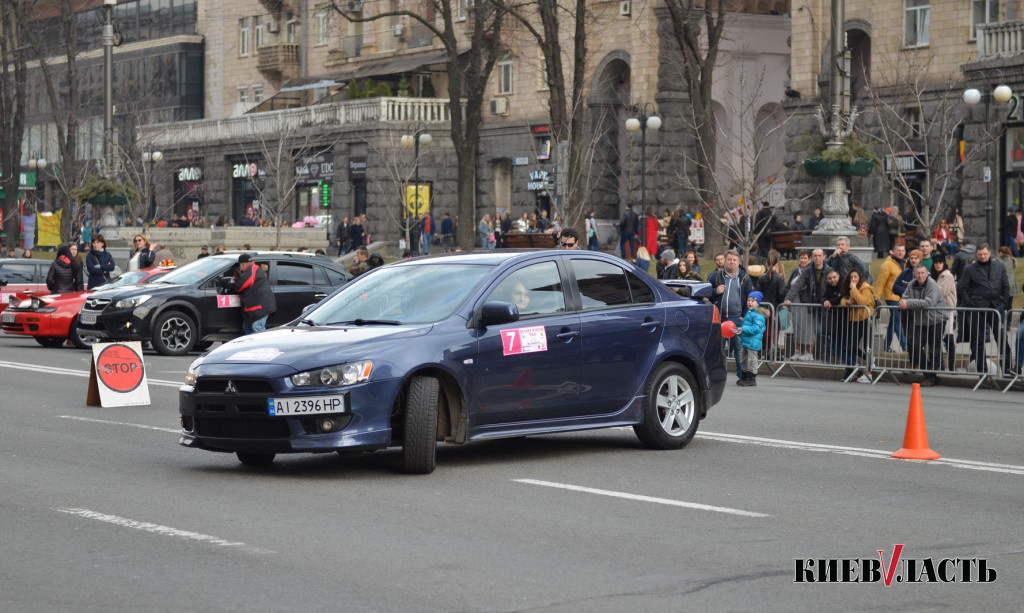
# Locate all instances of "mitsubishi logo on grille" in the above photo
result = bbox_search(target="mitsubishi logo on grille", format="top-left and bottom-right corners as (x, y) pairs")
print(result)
(225, 380), (238, 393)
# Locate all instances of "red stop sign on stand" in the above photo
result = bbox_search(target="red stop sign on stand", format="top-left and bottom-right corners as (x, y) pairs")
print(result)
(96, 344), (145, 393)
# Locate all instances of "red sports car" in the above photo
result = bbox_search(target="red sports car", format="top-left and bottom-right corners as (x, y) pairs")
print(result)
(1, 266), (174, 349)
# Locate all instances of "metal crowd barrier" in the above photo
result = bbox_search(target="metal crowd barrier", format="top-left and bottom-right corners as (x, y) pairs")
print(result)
(719, 302), (1023, 391)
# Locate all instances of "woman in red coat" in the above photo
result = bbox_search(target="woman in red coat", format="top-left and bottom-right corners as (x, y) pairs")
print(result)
(644, 210), (660, 255)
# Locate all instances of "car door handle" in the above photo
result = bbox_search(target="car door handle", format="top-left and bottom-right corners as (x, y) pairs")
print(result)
(314, 293), (328, 299)
(640, 320), (660, 329)
(555, 331), (579, 341)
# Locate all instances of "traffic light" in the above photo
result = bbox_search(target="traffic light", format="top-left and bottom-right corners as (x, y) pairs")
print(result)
(320, 181), (330, 208)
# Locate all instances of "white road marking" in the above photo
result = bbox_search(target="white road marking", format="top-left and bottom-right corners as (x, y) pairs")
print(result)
(60, 415), (180, 434)
(55, 508), (274, 554)
(698, 431), (1024, 476)
(514, 479), (769, 518)
(0, 359), (182, 387)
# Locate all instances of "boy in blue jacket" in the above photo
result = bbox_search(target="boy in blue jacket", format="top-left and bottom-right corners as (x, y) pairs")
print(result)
(736, 291), (767, 386)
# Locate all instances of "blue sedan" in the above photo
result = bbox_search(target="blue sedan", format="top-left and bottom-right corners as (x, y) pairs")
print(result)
(178, 250), (726, 473)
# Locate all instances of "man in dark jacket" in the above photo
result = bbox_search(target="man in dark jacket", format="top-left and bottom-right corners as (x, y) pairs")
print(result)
(783, 248), (833, 360)
(85, 234), (116, 289)
(233, 253), (276, 335)
(956, 243), (1011, 374)
(617, 203), (639, 261)
(709, 251), (754, 381)
(825, 236), (869, 282)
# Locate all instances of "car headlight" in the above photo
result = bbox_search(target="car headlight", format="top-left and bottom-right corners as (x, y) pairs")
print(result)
(291, 360), (373, 387)
(183, 357), (203, 387)
(114, 294), (151, 309)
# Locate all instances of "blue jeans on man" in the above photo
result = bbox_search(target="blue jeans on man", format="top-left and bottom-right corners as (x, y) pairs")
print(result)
(243, 315), (268, 335)
(420, 233), (432, 255)
(885, 300), (907, 351)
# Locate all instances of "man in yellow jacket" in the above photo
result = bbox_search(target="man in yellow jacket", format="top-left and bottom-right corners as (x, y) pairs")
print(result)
(875, 243), (908, 352)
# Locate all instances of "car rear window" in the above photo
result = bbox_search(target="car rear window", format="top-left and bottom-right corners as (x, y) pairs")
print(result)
(276, 262), (314, 286)
(572, 259), (631, 309)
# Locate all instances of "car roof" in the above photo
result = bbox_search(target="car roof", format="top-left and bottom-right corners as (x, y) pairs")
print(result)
(388, 249), (622, 266)
(208, 251), (326, 260)
(0, 258), (46, 265)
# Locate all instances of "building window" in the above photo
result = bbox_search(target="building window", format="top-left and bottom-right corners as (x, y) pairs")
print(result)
(539, 55), (549, 91)
(255, 16), (264, 49)
(253, 85), (264, 104)
(903, 106), (923, 138)
(498, 53), (513, 95)
(286, 11), (299, 44)
(904, 0), (929, 48)
(239, 18), (250, 56)
(457, 0), (472, 21)
(316, 9), (330, 46)
(238, 87), (249, 104)
(971, 0), (998, 41)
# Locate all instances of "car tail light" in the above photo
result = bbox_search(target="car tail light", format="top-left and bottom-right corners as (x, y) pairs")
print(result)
(711, 305), (721, 324)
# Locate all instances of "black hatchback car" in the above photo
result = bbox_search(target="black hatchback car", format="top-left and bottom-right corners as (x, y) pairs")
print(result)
(78, 252), (351, 355)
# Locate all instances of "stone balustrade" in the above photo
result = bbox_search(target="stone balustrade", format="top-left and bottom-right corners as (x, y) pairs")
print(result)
(137, 97), (452, 148)
(976, 21), (1024, 59)
(133, 227), (330, 266)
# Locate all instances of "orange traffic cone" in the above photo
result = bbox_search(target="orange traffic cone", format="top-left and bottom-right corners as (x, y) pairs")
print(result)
(891, 383), (940, 460)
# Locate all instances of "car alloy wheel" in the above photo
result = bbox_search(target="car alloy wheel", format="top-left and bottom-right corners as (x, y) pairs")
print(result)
(153, 311), (197, 356)
(634, 363), (700, 450)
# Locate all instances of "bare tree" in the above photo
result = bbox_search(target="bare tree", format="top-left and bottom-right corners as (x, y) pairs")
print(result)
(0, 0), (33, 252)
(662, 0), (727, 211)
(500, 0), (591, 228)
(672, 66), (795, 264)
(861, 47), (976, 236)
(26, 0), (88, 243)
(330, 0), (506, 250)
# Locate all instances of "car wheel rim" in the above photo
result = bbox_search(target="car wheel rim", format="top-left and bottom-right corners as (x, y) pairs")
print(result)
(656, 374), (694, 437)
(160, 317), (191, 351)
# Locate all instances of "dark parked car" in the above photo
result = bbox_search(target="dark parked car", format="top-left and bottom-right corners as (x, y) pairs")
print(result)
(78, 252), (351, 356)
(179, 250), (727, 473)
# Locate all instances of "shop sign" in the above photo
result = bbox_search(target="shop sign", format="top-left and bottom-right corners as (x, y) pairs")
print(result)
(527, 170), (553, 191)
(294, 153), (335, 183)
(884, 152), (927, 176)
(232, 162), (260, 179)
(349, 156), (367, 180)
(177, 166), (202, 182)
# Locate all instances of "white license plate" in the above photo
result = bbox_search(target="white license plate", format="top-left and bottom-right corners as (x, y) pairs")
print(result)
(80, 313), (97, 325)
(267, 395), (346, 416)
(1, 311), (15, 323)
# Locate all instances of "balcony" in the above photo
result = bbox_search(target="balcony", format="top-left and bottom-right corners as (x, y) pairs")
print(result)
(137, 98), (454, 149)
(976, 21), (1024, 59)
(257, 43), (301, 82)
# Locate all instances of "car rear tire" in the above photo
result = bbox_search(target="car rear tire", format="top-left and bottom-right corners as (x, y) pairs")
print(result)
(633, 363), (700, 450)
(68, 318), (98, 350)
(152, 311), (197, 356)
(401, 375), (439, 474)
(34, 336), (65, 348)
(236, 452), (275, 466)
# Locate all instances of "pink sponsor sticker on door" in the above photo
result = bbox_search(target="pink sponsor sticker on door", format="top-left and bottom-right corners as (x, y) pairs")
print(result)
(501, 325), (548, 356)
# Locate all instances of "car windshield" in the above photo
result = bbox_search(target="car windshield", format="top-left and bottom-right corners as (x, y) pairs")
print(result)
(308, 263), (494, 326)
(151, 258), (231, 285)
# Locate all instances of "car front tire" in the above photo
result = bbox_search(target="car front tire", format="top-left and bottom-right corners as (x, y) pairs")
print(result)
(401, 375), (439, 474)
(236, 452), (275, 466)
(152, 311), (197, 356)
(634, 363), (700, 450)
(68, 318), (98, 350)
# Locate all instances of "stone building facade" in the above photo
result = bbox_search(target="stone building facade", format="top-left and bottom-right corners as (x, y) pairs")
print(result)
(784, 0), (1024, 246)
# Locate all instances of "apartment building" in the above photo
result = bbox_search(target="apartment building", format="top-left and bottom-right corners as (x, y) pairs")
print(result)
(785, 0), (1024, 244)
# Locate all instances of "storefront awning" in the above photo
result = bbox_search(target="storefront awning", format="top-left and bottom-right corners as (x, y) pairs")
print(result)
(330, 49), (450, 82)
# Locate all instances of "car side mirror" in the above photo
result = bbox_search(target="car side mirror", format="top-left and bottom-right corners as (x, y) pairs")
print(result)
(0, 279), (6, 287)
(477, 301), (520, 327)
(301, 303), (316, 314)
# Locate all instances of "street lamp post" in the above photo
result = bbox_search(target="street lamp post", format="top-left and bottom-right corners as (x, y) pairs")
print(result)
(400, 125), (432, 251)
(27, 156), (47, 212)
(142, 150), (163, 222)
(625, 103), (661, 216)
(964, 74), (1013, 248)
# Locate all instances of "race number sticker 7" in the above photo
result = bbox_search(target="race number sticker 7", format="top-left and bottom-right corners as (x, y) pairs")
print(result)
(502, 325), (548, 356)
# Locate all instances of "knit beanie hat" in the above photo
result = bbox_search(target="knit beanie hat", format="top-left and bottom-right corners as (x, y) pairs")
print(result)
(748, 291), (763, 305)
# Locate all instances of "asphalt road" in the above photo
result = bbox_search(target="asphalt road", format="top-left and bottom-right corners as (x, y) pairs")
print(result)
(1, 335), (1021, 612)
